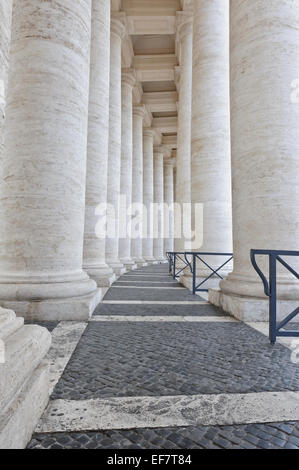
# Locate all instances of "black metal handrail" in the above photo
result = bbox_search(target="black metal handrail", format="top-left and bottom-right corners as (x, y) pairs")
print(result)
(186, 252), (233, 294)
(166, 251), (233, 294)
(251, 249), (299, 344)
(166, 251), (193, 280)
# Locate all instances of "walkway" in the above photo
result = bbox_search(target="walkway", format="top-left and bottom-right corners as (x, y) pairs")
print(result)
(28, 265), (299, 449)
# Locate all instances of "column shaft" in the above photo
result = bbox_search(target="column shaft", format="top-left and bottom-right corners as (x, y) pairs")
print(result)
(119, 69), (136, 270)
(182, 0), (232, 291)
(0, 0), (100, 320)
(142, 129), (156, 263)
(83, 0), (115, 287)
(175, 12), (193, 251)
(164, 161), (174, 254)
(214, 0), (299, 320)
(0, 0), (12, 161)
(153, 150), (165, 262)
(106, 15), (126, 276)
(131, 105), (146, 267)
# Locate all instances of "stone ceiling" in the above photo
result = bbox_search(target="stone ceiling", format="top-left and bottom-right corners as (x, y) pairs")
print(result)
(111, 0), (192, 156)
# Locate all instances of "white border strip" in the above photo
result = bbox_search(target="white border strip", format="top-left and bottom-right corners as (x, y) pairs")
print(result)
(116, 280), (179, 284)
(37, 391), (299, 433)
(90, 316), (237, 323)
(102, 300), (210, 305)
(111, 286), (185, 290)
(46, 322), (87, 395)
(122, 274), (171, 278)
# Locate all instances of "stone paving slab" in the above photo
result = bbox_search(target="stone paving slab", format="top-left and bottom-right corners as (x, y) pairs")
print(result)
(114, 281), (184, 288)
(133, 267), (169, 273)
(104, 287), (203, 302)
(93, 303), (226, 317)
(51, 322), (299, 401)
(35, 391), (299, 433)
(119, 275), (175, 282)
(28, 421), (299, 449)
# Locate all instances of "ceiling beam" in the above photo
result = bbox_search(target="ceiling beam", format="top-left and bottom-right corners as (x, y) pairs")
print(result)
(133, 54), (178, 82)
(142, 91), (178, 112)
(153, 116), (178, 134)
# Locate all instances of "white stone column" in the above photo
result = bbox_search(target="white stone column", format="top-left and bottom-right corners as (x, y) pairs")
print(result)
(164, 159), (174, 255)
(153, 148), (165, 262)
(106, 15), (126, 276)
(83, 0), (115, 287)
(119, 69), (137, 271)
(131, 105), (147, 267)
(175, 12), (193, 252)
(0, 1), (51, 449)
(181, 0), (232, 291)
(142, 128), (156, 264)
(0, 0), (12, 161)
(212, 0), (299, 321)
(0, 0), (100, 320)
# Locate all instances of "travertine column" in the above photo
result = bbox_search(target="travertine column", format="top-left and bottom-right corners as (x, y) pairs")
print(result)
(175, 12), (193, 252)
(0, 0), (100, 320)
(83, 0), (115, 287)
(119, 69), (137, 271)
(212, 0), (299, 320)
(106, 15), (126, 276)
(0, 0), (51, 449)
(142, 128), (156, 264)
(153, 149), (165, 262)
(182, 0), (232, 290)
(0, 0), (12, 161)
(131, 105), (147, 267)
(164, 159), (174, 255)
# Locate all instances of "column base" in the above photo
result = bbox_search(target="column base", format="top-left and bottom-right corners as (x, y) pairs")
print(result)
(0, 288), (102, 322)
(0, 362), (50, 449)
(133, 258), (148, 268)
(144, 257), (159, 265)
(107, 261), (126, 277)
(84, 265), (116, 287)
(180, 273), (222, 293)
(120, 259), (138, 271)
(0, 308), (51, 449)
(209, 288), (299, 323)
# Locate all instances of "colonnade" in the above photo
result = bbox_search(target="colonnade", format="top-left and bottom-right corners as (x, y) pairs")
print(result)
(1, 0), (299, 449)
(0, 0), (299, 323)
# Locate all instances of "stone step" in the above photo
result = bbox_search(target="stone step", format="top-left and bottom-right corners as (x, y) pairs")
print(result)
(0, 308), (24, 341)
(0, 324), (51, 413)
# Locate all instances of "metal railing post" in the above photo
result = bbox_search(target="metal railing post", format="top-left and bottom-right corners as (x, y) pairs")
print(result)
(173, 254), (176, 280)
(192, 255), (196, 295)
(269, 254), (277, 344)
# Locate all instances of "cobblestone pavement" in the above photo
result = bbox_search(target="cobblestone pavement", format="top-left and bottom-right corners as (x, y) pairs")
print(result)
(28, 421), (299, 449)
(28, 264), (299, 449)
(103, 286), (205, 302)
(51, 321), (299, 400)
(94, 303), (225, 316)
